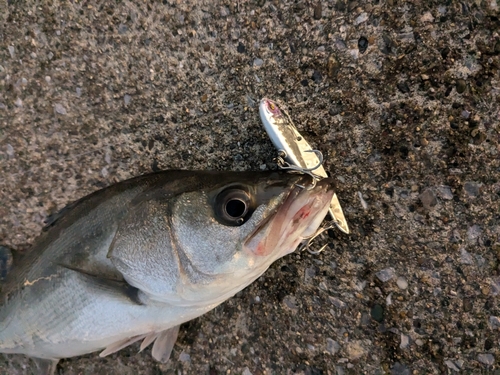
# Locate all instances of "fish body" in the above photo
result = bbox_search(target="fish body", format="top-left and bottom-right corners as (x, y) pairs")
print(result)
(0, 170), (334, 369)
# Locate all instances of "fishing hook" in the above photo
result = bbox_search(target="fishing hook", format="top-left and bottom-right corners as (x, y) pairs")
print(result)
(276, 150), (324, 190)
(300, 220), (338, 254)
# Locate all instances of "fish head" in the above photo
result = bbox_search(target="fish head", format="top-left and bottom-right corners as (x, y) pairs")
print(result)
(109, 171), (334, 306)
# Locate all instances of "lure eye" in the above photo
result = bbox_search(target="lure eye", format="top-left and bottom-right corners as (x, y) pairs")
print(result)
(214, 188), (253, 226)
(266, 100), (281, 115)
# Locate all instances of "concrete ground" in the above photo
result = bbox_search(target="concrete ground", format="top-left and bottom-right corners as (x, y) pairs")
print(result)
(1, 0), (499, 374)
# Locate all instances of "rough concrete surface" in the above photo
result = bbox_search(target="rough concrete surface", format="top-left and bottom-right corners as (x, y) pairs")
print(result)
(1, 0), (499, 374)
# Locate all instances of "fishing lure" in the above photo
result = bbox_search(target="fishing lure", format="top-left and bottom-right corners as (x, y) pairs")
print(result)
(259, 98), (349, 252)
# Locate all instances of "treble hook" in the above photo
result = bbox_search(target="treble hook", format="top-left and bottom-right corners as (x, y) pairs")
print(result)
(300, 221), (337, 255)
(277, 149), (324, 172)
(276, 150), (324, 190)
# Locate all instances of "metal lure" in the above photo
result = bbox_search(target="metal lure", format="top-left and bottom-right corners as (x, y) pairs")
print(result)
(259, 98), (350, 235)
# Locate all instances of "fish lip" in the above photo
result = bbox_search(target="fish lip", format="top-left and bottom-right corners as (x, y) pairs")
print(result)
(243, 175), (334, 253)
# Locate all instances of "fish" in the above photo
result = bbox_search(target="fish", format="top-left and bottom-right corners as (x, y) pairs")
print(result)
(0, 170), (335, 374)
(259, 98), (350, 234)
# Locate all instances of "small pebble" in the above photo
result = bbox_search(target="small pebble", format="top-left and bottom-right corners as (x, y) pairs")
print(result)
(419, 188), (438, 209)
(242, 368), (252, 375)
(101, 167), (108, 178)
(358, 37), (368, 53)
(491, 278), (500, 296)
(396, 277), (408, 290)
(376, 267), (396, 282)
(436, 185), (453, 200)
(8, 45), (15, 58)
(358, 191), (368, 210)
(464, 181), (480, 197)
(253, 58), (264, 67)
(6, 144), (15, 158)
(445, 360), (460, 371)
(346, 341), (366, 360)
(460, 248), (474, 265)
(420, 11), (434, 23)
(391, 362), (410, 375)
(360, 312), (371, 326)
(326, 338), (340, 355)
(237, 42), (245, 53)
(467, 225), (482, 241)
(477, 353), (495, 366)
(397, 82), (410, 93)
(118, 24), (128, 34)
(54, 103), (67, 115)
(354, 12), (368, 25)
(313, 2), (322, 20)
(463, 298), (473, 312)
(15, 98), (23, 107)
(400, 333), (410, 349)
(220, 6), (229, 17)
(178, 351), (191, 362)
(488, 316), (500, 329)
(461, 110), (471, 119)
(105, 151), (112, 164)
(456, 79), (467, 94)
(283, 295), (298, 310)
(312, 70), (322, 83)
(329, 296), (346, 309)
(304, 266), (316, 283)
(327, 54), (340, 78)
(371, 304), (384, 322)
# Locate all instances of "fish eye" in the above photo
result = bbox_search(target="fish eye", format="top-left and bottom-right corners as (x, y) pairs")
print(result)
(214, 188), (253, 226)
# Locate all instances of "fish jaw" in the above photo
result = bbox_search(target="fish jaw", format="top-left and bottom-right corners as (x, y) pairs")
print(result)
(243, 177), (334, 260)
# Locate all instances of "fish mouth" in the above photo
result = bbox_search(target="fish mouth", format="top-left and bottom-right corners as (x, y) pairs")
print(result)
(244, 175), (334, 258)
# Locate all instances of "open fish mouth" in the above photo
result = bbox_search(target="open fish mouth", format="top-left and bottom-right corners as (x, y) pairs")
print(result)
(243, 176), (335, 259)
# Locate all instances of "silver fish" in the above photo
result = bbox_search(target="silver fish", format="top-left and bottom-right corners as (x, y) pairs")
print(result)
(259, 98), (350, 235)
(0, 170), (334, 374)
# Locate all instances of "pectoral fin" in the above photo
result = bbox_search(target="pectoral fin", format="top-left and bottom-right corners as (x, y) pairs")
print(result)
(139, 332), (158, 352)
(58, 264), (142, 305)
(99, 334), (147, 357)
(99, 326), (180, 362)
(151, 325), (180, 363)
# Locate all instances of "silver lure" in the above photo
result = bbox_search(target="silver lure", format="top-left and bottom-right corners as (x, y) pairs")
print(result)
(259, 98), (350, 235)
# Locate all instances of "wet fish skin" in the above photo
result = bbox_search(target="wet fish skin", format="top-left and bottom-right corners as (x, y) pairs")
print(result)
(0, 170), (334, 371)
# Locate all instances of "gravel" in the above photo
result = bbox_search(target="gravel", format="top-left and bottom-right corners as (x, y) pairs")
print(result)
(1, 0), (499, 374)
